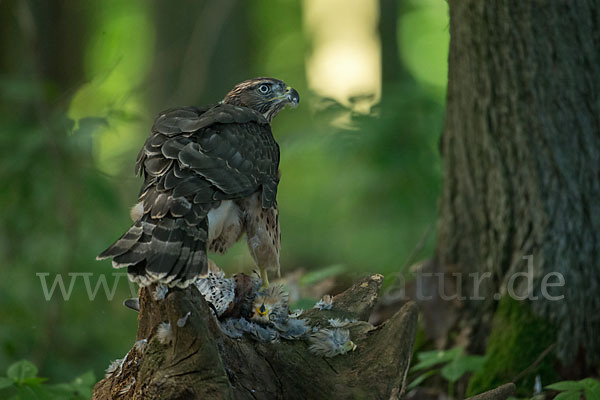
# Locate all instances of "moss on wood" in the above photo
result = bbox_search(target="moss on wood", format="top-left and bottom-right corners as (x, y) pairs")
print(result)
(466, 297), (558, 397)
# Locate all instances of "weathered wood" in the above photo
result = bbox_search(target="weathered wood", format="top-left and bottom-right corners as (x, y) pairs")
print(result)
(93, 275), (418, 399)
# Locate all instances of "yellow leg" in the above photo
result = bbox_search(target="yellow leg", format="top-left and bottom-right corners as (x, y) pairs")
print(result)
(259, 267), (269, 289)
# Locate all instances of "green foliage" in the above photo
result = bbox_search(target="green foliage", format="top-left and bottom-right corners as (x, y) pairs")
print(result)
(441, 354), (487, 382)
(411, 347), (463, 372)
(546, 378), (600, 400)
(299, 264), (347, 286)
(1, 0), (446, 384)
(0, 360), (94, 400)
(0, 90), (137, 381)
(399, 0), (449, 90)
(406, 370), (436, 391)
(408, 346), (486, 396)
(466, 297), (558, 397)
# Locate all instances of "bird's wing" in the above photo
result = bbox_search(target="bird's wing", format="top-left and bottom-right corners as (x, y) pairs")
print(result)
(98, 104), (280, 288)
(136, 103), (281, 219)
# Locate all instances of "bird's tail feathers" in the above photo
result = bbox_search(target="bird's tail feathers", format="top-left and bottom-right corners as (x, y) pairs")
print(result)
(97, 214), (208, 287)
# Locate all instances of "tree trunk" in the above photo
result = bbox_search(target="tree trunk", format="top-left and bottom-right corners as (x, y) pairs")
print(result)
(148, 0), (249, 109)
(92, 275), (419, 399)
(435, 0), (600, 391)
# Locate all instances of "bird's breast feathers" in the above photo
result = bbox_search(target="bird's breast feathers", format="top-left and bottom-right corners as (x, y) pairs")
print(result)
(207, 200), (242, 243)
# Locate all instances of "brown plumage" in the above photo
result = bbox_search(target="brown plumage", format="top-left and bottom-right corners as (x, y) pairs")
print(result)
(97, 78), (299, 287)
(250, 285), (289, 324)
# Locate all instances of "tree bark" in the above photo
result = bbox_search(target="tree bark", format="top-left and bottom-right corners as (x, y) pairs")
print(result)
(92, 275), (419, 399)
(436, 0), (600, 370)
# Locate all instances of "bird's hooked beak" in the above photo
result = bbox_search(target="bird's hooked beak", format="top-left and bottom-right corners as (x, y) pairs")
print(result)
(257, 304), (268, 317)
(285, 86), (300, 108)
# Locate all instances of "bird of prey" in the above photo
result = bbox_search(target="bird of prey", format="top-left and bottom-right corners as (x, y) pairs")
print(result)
(97, 78), (299, 288)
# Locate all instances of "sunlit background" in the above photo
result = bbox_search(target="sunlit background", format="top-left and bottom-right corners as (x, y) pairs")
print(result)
(0, 0), (448, 382)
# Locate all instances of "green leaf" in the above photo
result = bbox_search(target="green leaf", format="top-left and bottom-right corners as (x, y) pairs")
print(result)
(0, 377), (14, 389)
(553, 391), (582, 400)
(407, 370), (436, 390)
(586, 389), (600, 400)
(581, 378), (600, 400)
(440, 361), (463, 382)
(411, 347), (462, 371)
(546, 381), (585, 392)
(21, 377), (48, 386)
(441, 354), (486, 382)
(71, 370), (95, 387)
(546, 377), (600, 400)
(580, 378), (600, 387)
(7, 360), (38, 383)
(70, 370), (95, 398)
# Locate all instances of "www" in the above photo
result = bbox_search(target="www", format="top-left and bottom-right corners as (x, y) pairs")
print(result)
(36, 272), (135, 301)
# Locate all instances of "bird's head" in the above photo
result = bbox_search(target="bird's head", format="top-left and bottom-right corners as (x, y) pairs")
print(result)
(223, 77), (300, 122)
(253, 302), (272, 323)
(250, 285), (288, 324)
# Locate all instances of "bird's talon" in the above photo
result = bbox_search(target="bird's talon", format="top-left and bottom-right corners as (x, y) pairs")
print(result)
(259, 269), (270, 289)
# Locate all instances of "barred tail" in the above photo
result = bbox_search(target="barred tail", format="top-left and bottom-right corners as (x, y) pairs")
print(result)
(97, 214), (208, 287)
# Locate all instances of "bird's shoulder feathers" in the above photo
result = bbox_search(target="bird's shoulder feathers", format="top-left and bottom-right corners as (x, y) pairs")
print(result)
(135, 103), (280, 214)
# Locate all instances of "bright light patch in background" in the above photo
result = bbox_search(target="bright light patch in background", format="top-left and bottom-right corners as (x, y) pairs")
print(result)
(303, 0), (381, 107)
(68, 1), (154, 175)
(399, 0), (449, 89)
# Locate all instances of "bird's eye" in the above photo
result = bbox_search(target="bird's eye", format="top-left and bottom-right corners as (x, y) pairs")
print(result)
(258, 84), (270, 94)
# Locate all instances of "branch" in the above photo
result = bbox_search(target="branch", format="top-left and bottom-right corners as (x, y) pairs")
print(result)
(465, 383), (516, 400)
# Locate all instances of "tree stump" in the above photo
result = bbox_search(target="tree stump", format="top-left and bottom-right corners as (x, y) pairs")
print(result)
(92, 275), (419, 399)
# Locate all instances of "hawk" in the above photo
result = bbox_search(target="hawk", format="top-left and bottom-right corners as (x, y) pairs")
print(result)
(97, 78), (299, 288)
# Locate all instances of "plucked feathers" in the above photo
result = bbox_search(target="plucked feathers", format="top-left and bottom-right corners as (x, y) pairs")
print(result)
(309, 328), (357, 357)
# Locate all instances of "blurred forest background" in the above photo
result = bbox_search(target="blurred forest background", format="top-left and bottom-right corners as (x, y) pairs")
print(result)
(0, 0), (448, 384)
